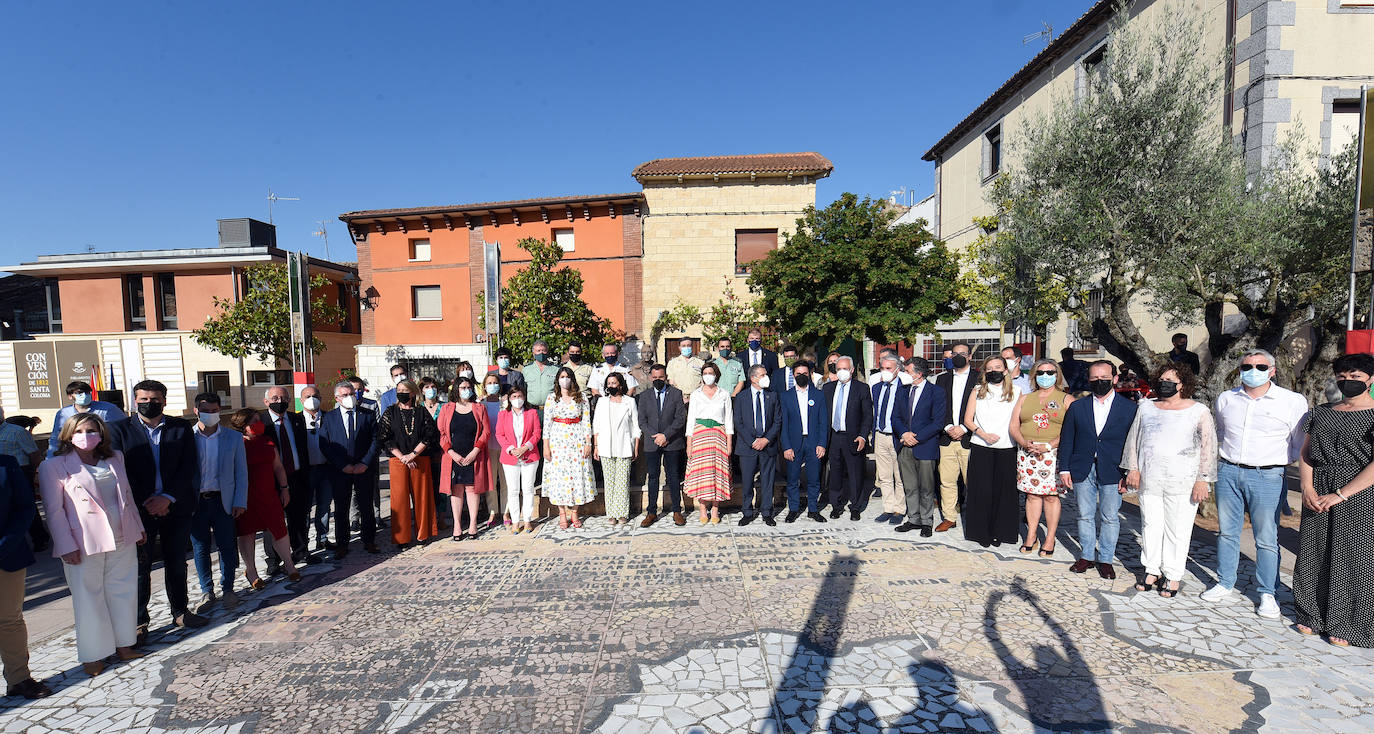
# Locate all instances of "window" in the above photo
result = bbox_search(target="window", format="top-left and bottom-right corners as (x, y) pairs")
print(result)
(1332, 100), (1362, 157)
(923, 337), (1003, 372)
(408, 238), (431, 262)
(124, 274), (146, 331)
(734, 229), (778, 275)
(1080, 43), (1107, 100)
(248, 370), (291, 386)
(156, 273), (177, 330)
(44, 278), (62, 334)
(1068, 288), (1103, 352)
(411, 285), (442, 320)
(982, 125), (1002, 181)
(553, 228), (576, 253)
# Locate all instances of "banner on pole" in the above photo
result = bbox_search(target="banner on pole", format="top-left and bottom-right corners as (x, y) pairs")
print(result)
(287, 252), (313, 373)
(484, 241), (501, 348)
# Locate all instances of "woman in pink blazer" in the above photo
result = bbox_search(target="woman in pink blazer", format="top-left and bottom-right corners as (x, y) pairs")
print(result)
(495, 385), (542, 533)
(438, 377), (492, 540)
(38, 414), (145, 677)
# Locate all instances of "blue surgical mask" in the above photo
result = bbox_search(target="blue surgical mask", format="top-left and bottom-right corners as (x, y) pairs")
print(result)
(748, 340), (762, 351)
(497, 357), (510, 369)
(1240, 367), (1271, 388)
(1036, 374), (1058, 389)
(680, 346), (693, 358)
(719, 349), (732, 359)
(423, 387), (437, 399)
(460, 388), (474, 400)
(73, 392), (92, 407)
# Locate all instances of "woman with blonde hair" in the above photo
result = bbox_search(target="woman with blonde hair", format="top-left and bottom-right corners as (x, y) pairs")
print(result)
(962, 355), (1023, 547)
(1009, 358), (1073, 557)
(39, 414), (146, 676)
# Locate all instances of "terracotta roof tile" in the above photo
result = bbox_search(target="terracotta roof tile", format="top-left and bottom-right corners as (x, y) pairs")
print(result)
(339, 192), (644, 221)
(632, 152), (833, 179)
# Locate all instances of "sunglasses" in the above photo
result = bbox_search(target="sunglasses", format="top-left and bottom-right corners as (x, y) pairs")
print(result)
(1239, 364), (1271, 372)
(1034, 370), (1058, 376)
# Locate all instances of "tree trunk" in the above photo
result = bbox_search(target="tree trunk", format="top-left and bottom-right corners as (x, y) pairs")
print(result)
(1091, 280), (1155, 377)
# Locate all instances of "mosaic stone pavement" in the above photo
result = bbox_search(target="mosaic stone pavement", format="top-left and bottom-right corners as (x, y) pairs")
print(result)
(4, 491), (1373, 734)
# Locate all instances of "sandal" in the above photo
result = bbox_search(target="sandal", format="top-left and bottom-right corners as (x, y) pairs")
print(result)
(1329, 636), (1351, 647)
(571, 517), (583, 529)
(558, 517), (569, 530)
(1039, 544), (1056, 558)
(1019, 544), (1035, 554)
(1295, 624), (1317, 636)
(1134, 574), (1159, 592)
(1158, 580), (1181, 598)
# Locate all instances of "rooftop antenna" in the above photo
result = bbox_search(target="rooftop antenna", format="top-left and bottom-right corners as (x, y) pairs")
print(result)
(1023, 22), (1053, 48)
(266, 187), (300, 225)
(312, 220), (332, 261)
(85, 243), (95, 253)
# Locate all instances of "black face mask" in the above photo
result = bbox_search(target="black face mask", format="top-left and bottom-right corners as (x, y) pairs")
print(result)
(1155, 380), (1180, 398)
(137, 401), (163, 419)
(568, 354), (583, 364)
(827, 364), (838, 375)
(795, 373), (812, 388)
(268, 401), (288, 414)
(985, 372), (1005, 384)
(652, 378), (666, 391)
(396, 393), (414, 405)
(606, 384), (623, 396)
(1337, 379), (1369, 399)
(951, 354), (969, 369)
(1089, 379), (1114, 397)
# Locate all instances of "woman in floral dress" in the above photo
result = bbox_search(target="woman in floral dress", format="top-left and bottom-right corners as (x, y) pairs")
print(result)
(543, 366), (594, 529)
(1009, 358), (1072, 558)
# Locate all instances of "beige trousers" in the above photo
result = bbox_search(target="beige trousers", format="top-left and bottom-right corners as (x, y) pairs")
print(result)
(937, 442), (972, 524)
(0, 568), (29, 685)
(873, 435), (905, 514)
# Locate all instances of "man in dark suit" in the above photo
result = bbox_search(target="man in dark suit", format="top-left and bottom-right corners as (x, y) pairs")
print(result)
(260, 386), (313, 568)
(109, 379), (209, 635)
(823, 356), (873, 520)
(734, 365), (781, 526)
(317, 380), (380, 558)
(1167, 333), (1201, 376)
(779, 360), (828, 522)
(0, 454), (50, 699)
(770, 344), (800, 394)
(1059, 360), (1138, 580)
(636, 364), (687, 527)
(737, 328), (779, 376)
(890, 358), (947, 536)
(934, 341), (979, 532)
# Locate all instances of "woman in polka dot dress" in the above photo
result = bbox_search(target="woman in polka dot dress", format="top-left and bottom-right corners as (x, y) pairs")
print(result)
(1009, 359), (1072, 558)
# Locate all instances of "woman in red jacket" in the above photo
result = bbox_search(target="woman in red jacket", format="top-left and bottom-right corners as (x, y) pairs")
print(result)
(495, 385), (542, 533)
(438, 377), (491, 540)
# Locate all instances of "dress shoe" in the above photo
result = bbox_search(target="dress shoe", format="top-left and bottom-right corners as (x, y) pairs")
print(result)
(333, 549), (349, 561)
(888, 515), (903, 525)
(287, 571), (302, 582)
(1097, 563), (1117, 580)
(934, 520), (956, 533)
(738, 514), (756, 527)
(895, 522), (919, 533)
(194, 592), (217, 615)
(829, 508), (844, 519)
(174, 611), (209, 629)
(763, 516), (776, 527)
(115, 647), (145, 661)
(808, 512), (827, 523)
(919, 526), (933, 537)
(874, 513), (894, 523)
(849, 511), (861, 521)
(365, 544), (381, 554)
(784, 510), (800, 523)
(221, 589), (241, 610)
(1069, 559), (1093, 574)
(641, 513), (658, 528)
(5, 678), (52, 699)
(135, 624), (149, 647)
(672, 512), (686, 526)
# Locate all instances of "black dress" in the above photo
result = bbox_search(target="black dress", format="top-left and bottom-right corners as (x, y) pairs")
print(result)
(1294, 404), (1374, 647)
(448, 409), (478, 485)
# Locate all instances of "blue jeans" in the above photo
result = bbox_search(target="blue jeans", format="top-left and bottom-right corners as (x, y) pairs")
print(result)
(1215, 461), (1284, 595)
(190, 493), (239, 595)
(1074, 466), (1123, 563)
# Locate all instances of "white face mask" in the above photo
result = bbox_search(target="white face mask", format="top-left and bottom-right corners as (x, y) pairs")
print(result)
(392, 374), (406, 386)
(460, 370), (474, 379)
(703, 374), (717, 386)
(879, 370), (896, 383)
(303, 397), (321, 411)
(559, 377), (572, 389)
(338, 395), (357, 409)
(758, 375), (771, 389)
(898, 371), (914, 386)
(510, 397), (525, 410)
(198, 411), (220, 427)
(837, 368), (852, 382)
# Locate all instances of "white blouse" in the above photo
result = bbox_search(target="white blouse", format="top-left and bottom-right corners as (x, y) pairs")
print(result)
(970, 385), (1022, 449)
(686, 387), (735, 436)
(592, 397), (642, 458)
(88, 461), (123, 538)
(1123, 400), (1218, 497)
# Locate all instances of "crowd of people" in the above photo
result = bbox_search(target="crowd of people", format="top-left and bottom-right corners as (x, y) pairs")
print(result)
(0, 332), (1372, 701)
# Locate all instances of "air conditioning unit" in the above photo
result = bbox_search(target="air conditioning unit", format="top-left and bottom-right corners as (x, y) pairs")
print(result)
(217, 218), (277, 248)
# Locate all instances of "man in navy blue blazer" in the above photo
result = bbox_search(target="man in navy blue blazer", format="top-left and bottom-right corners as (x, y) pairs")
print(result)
(823, 356), (874, 520)
(1058, 360), (1138, 580)
(770, 344), (801, 395)
(0, 454), (50, 699)
(890, 358), (947, 536)
(317, 380), (380, 558)
(779, 361), (829, 522)
(734, 365), (781, 526)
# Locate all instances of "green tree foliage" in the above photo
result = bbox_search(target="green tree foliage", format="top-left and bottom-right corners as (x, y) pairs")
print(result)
(495, 237), (624, 360)
(192, 263), (345, 366)
(957, 193), (1069, 340)
(650, 277), (761, 357)
(747, 193), (964, 348)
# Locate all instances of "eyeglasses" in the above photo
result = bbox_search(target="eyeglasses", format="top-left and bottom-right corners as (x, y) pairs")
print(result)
(1239, 364), (1271, 372)
(1034, 370), (1058, 376)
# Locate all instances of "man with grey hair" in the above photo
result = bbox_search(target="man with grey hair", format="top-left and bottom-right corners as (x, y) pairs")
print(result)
(893, 358), (947, 536)
(870, 352), (907, 524)
(1203, 348), (1309, 619)
(520, 339), (559, 408)
(823, 355), (873, 520)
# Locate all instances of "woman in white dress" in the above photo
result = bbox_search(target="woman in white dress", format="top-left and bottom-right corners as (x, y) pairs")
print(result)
(962, 355), (1023, 547)
(593, 372), (641, 525)
(1122, 362), (1217, 598)
(685, 362), (734, 524)
(543, 367), (595, 529)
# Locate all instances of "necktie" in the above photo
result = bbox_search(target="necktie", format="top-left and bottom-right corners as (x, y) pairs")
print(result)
(833, 384), (845, 431)
(754, 391), (764, 435)
(787, 369), (794, 390)
(276, 419), (296, 475)
(347, 410), (356, 440)
(879, 384), (892, 432)
(658, 389), (664, 412)
(911, 386), (920, 423)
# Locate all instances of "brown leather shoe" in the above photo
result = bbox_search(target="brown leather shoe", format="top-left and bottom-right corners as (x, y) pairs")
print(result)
(672, 512), (686, 526)
(1069, 559), (1093, 574)
(1097, 563), (1117, 580)
(83, 661), (106, 677)
(934, 520), (956, 533)
(640, 513), (658, 528)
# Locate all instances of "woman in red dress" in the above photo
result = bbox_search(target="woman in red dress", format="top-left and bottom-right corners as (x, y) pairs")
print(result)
(225, 408), (300, 588)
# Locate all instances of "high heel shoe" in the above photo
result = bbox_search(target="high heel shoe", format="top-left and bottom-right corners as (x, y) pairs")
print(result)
(287, 571), (302, 582)
(246, 575), (267, 591)
(83, 661), (105, 677)
(571, 517), (583, 529)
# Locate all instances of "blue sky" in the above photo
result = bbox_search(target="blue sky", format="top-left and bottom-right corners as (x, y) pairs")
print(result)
(0, 1), (1094, 266)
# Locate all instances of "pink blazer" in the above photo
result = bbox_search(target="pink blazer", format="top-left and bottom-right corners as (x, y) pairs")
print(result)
(438, 401), (491, 494)
(38, 451), (145, 558)
(495, 407), (542, 465)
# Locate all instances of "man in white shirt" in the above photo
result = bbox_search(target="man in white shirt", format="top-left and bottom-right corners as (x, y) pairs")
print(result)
(48, 381), (125, 458)
(589, 343), (639, 397)
(733, 365), (780, 526)
(300, 385), (334, 552)
(1202, 349), (1309, 619)
(189, 393), (247, 614)
(870, 354), (906, 524)
(1002, 346), (1031, 394)
(261, 386), (311, 569)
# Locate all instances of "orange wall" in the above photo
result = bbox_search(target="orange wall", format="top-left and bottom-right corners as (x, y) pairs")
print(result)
(368, 266), (473, 344)
(484, 212), (625, 261)
(58, 274), (126, 333)
(175, 270), (236, 331)
(370, 228), (470, 269)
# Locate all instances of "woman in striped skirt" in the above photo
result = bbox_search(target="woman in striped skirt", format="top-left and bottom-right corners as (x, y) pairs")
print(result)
(685, 362), (734, 524)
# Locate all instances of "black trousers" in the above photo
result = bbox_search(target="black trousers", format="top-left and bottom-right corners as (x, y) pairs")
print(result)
(827, 431), (864, 511)
(963, 445), (1019, 545)
(645, 449), (684, 514)
(739, 451), (777, 516)
(332, 468), (377, 548)
(137, 510), (193, 624)
(264, 470), (313, 565)
(309, 464), (333, 544)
